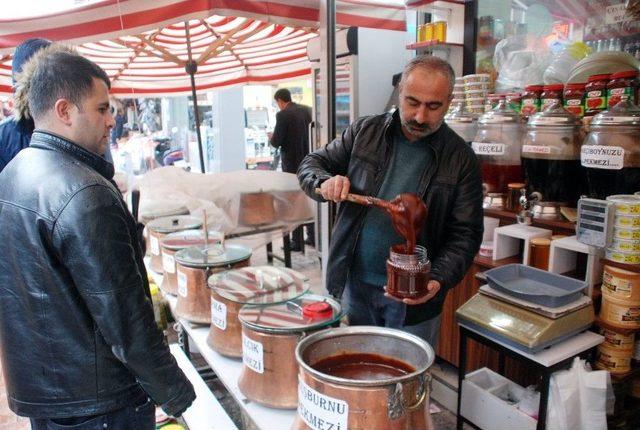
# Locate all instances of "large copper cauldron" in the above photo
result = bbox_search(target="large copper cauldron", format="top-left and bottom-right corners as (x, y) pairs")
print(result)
(146, 215), (202, 273)
(206, 266), (309, 358)
(292, 326), (435, 430)
(237, 294), (342, 409)
(239, 192), (276, 226)
(160, 230), (223, 295)
(173, 244), (251, 324)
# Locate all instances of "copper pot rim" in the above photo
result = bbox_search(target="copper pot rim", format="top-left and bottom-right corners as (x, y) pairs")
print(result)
(295, 326), (435, 388)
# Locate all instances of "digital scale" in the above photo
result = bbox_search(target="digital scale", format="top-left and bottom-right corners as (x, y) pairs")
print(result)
(456, 286), (594, 353)
(576, 198), (615, 247)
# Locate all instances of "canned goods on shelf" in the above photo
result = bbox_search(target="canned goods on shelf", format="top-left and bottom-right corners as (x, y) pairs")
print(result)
(607, 194), (640, 215)
(614, 226), (640, 240)
(611, 237), (640, 253)
(606, 248), (640, 264)
(615, 214), (640, 228)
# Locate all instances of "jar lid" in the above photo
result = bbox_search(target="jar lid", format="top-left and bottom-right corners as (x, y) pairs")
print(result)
(542, 84), (564, 91)
(478, 99), (521, 124)
(238, 294), (343, 334)
(147, 215), (202, 233)
(445, 102), (476, 123)
(162, 229), (223, 251)
(587, 74), (611, 82)
(591, 98), (640, 126)
(508, 182), (526, 188)
(208, 266), (309, 304)
(527, 102), (581, 126)
(530, 238), (551, 246)
(610, 70), (639, 80)
(524, 85), (543, 92)
(505, 92), (521, 98)
(140, 202), (189, 221)
(174, 244), (251, 268)
(565, 82), (586, 90)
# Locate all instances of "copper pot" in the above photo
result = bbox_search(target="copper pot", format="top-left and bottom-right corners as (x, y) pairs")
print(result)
(237, 295), (342, 409)
(174, 245), (251, 324)
(160, 230), (223, 295)
(140, 203), (189, 256)
(292, 326), (434, 430)
(207, 266), (310, 358)
(239, 192), (276, 226)
(147, 215), (202, 274)
(273, 190), (313, 223)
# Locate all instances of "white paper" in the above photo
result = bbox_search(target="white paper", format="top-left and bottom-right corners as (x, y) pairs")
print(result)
(177, 271), (188, 298)
(298, 379), (349, 430)
(472, 142), (506, 156)
(150, 235), (160, 255)
(581, 146), (624, 170)
(242, 334), (264, 374)
(162, 253), (175, 274)
(522, 145), (552, 154)
(211, 298), (227, 330)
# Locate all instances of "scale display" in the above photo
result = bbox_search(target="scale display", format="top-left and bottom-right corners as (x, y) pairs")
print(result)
(576, 198), (614, 247)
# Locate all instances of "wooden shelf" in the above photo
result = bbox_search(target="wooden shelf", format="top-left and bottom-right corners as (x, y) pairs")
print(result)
(406, 41), (464, 50)
(473, 254), (520, 270)
(600, 258), (640, 274)
(483, 208), (576, 234)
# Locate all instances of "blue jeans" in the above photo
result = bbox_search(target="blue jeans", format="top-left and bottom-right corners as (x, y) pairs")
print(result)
(344, 277), (442, 351)
(30, 397), (155, 430)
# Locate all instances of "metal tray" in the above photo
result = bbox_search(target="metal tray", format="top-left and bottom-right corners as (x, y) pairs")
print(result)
(484, 264), (585, 308)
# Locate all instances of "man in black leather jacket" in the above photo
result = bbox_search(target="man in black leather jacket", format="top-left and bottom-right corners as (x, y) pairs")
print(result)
(298, 56), (483, 349)
(0, 45), (194, 427)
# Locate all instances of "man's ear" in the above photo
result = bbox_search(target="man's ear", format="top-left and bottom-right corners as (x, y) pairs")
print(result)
(53, 99), (74, 126)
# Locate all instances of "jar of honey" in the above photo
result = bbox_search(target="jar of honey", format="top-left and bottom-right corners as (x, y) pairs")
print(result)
(386, 245), (431, 299)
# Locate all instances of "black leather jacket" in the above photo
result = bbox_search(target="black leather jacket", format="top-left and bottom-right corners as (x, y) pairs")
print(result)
(0, 131), (195, 418)
(298, 111), (483, 325)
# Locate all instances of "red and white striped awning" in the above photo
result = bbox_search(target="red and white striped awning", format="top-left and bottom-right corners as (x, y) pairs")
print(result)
(0, 0), (407, 96)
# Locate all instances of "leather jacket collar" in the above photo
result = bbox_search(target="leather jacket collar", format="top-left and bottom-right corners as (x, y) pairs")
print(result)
(30, 130), (114, 181)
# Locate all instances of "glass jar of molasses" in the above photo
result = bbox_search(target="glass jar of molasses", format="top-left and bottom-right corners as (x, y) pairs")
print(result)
(564, 83), (586, 117)
(585, 74), (610, 116)
(386, 245), (431, 299)
(608, 70), (639, 107)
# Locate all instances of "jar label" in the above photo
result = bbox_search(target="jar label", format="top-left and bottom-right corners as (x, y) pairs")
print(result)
(532, 116), (569, 124)
(580, 145), (624, 170)
(242, 334), (264, 374)
(471, 142), (505, 156)
(211, 298), (227, 330)
(162, 253), (175, 273)
(298, 379), (349, 430)
(542, 98), (560, 108)
(596, 116), (639, 124)
(608, 87), (632, 107)
(522, 145), (552, 154)
(150, 235), (160, 255)
(603, 272), (633, 294)
(586, 91), (606, 110)
(177, 271), (188, 297)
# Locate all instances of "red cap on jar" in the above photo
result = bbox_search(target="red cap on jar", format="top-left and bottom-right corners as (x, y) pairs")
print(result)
(542, 84), (564, 91)
(609, 70), (639, 80)
(303, 302), (334, 320)
(587, 74), (611, 82)
(525, 85), (543, 92)
(565, 83), (586, 90)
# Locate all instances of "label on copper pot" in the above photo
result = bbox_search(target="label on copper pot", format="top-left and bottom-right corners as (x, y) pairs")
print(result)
(150, 235), (160, 255)
(162, 253), (175, 273)
(242, 334), (264, 374)
(177, 271), (188, 298)
(211, 299), (227, 330)
(298, 379), (348, 430)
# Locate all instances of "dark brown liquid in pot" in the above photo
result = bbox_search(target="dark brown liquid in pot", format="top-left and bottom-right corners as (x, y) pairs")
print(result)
(312, 353), (415, 380)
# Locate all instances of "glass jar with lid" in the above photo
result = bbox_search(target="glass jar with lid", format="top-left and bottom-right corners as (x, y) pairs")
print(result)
(445, 101), (478, 143)
(472, 99), (524, 201)
(386, 245), (431, 299)
(581, 99), (640, 199)
(522, 102), (585, 207)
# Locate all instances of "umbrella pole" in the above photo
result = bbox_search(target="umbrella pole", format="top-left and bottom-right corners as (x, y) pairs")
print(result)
(185, 22), (206, 173)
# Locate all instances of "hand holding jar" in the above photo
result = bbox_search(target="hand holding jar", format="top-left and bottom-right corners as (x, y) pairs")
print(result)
(384, 279), (441, 305)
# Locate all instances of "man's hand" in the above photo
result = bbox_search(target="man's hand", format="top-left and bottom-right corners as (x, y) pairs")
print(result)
(319, 175), (351, 202)
(384, 280), (441, 305)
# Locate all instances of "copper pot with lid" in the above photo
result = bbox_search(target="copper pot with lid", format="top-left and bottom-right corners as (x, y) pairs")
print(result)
(173, 244), (251, 324)
(239, 192), (276, 226)
(146, 215), (202, 274)
(293, 326), (435, 430)
(160, 230), (222, 295)
(206, 266), (310, 358)
(139, 203), (189, 256)
(237, 294), (343, 409)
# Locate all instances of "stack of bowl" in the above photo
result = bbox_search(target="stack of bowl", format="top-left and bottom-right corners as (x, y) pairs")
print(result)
(463, 74), (492, 116)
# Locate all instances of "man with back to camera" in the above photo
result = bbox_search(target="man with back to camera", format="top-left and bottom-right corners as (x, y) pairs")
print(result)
(0, 44), (195, 428)
(269, 88), (314, 251)
(297, 56), (483, 348)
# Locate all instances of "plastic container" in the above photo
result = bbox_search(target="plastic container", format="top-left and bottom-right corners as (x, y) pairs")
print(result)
(599, 327), (635, 351)
(607, 194), (640, 215)
(615, 214), (640, 228)
(445, 102), (478, 143)
(464, 74), (491, 83)
(611, 237), (640, 253)
(465, 82), (492, 91)
(600, 294), (640, 329)
(479, 241), (494, 258)
(594, 343), (632, 374)
(613, 226), (640, 240)
(602, 265), (640, 301)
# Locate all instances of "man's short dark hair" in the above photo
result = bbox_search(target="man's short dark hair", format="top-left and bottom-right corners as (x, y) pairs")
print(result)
(24, 46), (111, 121)
(274, 88), (292, 103)
(400, 55), (455, 96)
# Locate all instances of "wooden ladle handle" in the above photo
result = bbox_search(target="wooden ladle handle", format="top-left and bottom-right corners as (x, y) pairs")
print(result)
(314, 188), (398, 211)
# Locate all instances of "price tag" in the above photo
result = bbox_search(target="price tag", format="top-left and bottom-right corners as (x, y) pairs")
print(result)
(472, 142), (506, 156)
(211, 299), (227, 330)
(581, 145), (624, 170)
(522, 145), (551, 155)
(298, 379), (349, 430)
(162, 253), (175, 274)
(177, 271), (188, 298)
(242, 334), (264, 374)
(150, 235), (160, 255)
